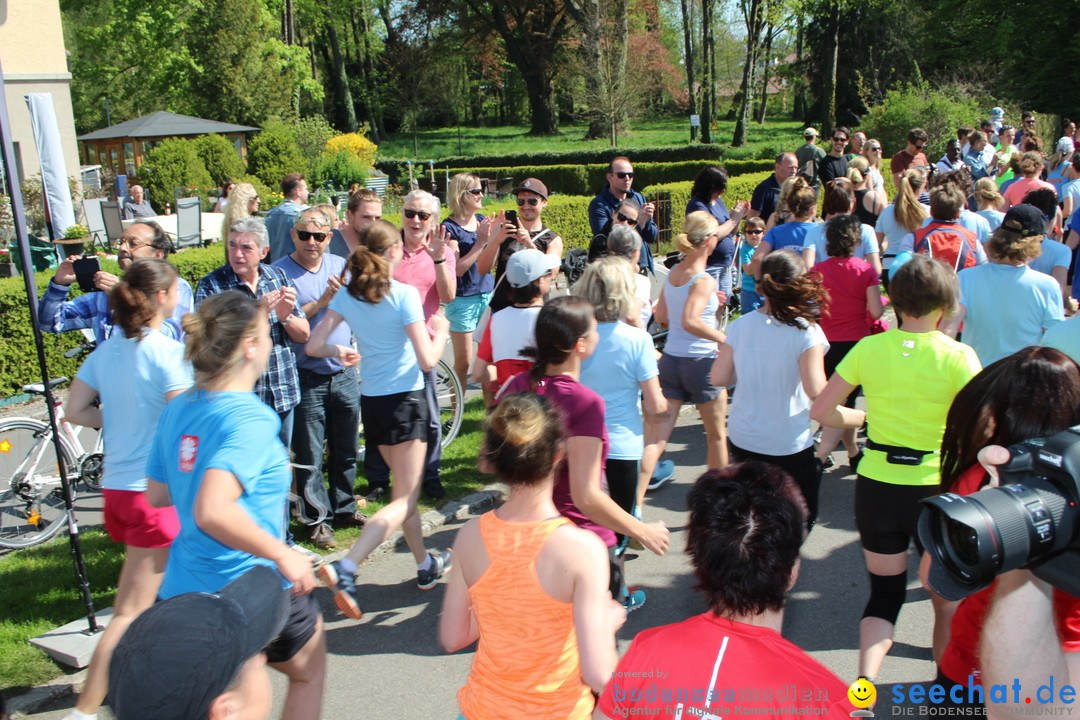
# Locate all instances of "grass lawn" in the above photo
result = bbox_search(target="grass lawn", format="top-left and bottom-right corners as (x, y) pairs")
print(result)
(377, 116), (806, 161)
(0, 396), (490, 699)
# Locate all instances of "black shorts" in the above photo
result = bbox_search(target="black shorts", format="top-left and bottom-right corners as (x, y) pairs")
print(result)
(824, 340), (860, 408)
(265, 592), (319, 664)
(361, 389), (429, 447)
(854, 474), (935, 555)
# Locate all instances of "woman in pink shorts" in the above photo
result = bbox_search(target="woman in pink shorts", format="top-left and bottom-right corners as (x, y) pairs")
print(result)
(63, 257), (193, 720)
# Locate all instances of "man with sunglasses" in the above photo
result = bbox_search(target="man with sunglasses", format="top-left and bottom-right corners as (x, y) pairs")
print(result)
(1016, 112), (1037, 148)
(818, 127), (851, 194)
(890, 127), (931, 190)
(589, 156), (657, 273)
(272, 209), (365, 550)
(748, 152), (798, 224)
(38, 219), (193, 344)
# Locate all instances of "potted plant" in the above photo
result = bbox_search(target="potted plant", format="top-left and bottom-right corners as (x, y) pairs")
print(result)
(59, 223), (92, 253)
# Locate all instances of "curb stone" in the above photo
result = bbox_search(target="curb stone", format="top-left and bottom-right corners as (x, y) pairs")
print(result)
(5, 485), (506, 718)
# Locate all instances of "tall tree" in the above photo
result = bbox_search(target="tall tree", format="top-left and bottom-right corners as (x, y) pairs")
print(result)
(699, 0), (714, 143)
(679, 0), (697, 119)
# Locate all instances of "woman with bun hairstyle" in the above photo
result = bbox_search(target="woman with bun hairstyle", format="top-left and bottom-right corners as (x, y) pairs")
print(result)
(145, 290), (325, 720)
(440, 394), (624, 719)
(748, 177), (818, 274)
(643, 211), (729, 504)
(925, 348), (1080, 710)
(307, 219), (453, 619)
(848, 156), (887, 227)
(811, 254), (980, 682)
(64, 258), (193, 720)
(712, 250), (828, 527)
(500, 296), (671, 612)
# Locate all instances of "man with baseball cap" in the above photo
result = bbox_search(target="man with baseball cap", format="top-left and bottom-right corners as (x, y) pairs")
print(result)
(795, 127), (825, 187)
(108, 565), (289, 720)
(953, 203), (1065, 365)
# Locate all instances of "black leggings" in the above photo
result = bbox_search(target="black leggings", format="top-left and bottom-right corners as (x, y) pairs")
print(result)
(606, 459), (638, 546)
(728, 442), (821, 528)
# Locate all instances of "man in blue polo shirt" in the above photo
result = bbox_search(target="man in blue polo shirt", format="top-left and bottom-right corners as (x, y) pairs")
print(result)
(748, 152), (798, 224)
(589, 156), (657, 273)
(272, 208), (366, 550)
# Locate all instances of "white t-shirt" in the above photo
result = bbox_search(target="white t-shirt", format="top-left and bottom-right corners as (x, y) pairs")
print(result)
(725, 311), (828, 456)
(489, 305), (541, 363)
(75, 328), (193, 492)
(635, 273), (652, 329)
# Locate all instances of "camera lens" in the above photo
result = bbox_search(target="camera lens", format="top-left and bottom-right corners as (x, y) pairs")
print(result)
(943, 516), (980, 567)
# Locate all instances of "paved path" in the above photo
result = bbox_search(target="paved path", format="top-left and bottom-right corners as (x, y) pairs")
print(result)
(18, 404), (941, 719)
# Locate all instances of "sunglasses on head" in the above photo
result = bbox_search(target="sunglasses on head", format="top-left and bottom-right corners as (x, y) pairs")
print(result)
(616, 212), (637, 223)
(466, 188), (484, 196)
(615, 171), (634, 179)
(297, 230), (328, 242)
(403, 208), (432, 220)
(516, 197), (539, 207)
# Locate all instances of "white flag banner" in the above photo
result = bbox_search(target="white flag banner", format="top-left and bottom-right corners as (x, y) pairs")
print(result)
(25, 92), (75, 237)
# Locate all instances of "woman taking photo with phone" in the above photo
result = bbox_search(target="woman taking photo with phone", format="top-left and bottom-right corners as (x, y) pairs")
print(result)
(308, 220), (453, 619)
(63, 258), (193, 720)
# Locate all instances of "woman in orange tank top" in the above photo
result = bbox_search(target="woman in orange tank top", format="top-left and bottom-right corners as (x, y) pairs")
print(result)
(440, 394), (625, 719)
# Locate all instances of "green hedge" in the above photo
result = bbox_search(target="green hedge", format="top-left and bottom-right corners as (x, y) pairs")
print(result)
(426, 160), (774, 197)
(376, 144), (728, 174)
(0, 246), (229, 398)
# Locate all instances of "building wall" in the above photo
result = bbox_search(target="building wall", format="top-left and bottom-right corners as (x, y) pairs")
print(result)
(0, 0), (82, 191)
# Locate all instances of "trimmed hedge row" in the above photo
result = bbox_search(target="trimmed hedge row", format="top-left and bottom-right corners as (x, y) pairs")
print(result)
(420, 159), (773, 197)
(0, 246), (229, 398)
(377, 143), (728, 174)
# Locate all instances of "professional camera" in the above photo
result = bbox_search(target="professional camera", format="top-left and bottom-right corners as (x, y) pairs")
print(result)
(918, 428), (1080, 601)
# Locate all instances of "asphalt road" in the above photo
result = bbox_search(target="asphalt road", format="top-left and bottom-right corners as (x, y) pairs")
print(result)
(21, 404), (942, 720)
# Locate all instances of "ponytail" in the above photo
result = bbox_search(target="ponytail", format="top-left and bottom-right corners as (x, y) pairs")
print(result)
(521, 295), (595, 386)
(758, 250), (824, 328)
(182, 291), (261, 387)
(347, 219), (399, 303)
(109, 258), (177, 340)
(894, 168), (929, 232)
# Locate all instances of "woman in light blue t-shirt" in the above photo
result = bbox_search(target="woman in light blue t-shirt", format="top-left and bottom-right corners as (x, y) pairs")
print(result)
(65, 258), (192, 719)
(307, 220), (453, 620)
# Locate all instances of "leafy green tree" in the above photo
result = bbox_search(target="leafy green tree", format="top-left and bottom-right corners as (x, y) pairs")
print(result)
(193, 134), (247, 186)
(246, 121), (308, 188)
(138, 139), (215, 209)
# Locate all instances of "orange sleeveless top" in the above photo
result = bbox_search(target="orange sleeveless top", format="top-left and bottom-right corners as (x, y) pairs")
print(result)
(458, 511), (594, 720)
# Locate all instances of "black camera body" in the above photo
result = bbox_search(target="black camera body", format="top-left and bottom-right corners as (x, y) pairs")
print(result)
(919, 428), (1080, 601)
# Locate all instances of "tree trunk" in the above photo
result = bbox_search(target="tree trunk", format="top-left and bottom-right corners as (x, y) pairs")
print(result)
(700, 0), (713, 143)
(563, 0), (607, 139)
(323, 0), (359, 132)
(283, 0), (295, 44)
(823, 0), (839, 136)
(793, 14), (806, 119)
(731, 0), (760, 146)
(358, 2), (384, 142)
(521, 70), (560, 135)
(755, 24), (773, 124)
(679, 0), (696, 118)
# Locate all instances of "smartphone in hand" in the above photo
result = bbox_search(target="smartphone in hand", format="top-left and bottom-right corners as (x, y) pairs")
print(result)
(505, 210), (519, 228)
(73, 257), (101, 293)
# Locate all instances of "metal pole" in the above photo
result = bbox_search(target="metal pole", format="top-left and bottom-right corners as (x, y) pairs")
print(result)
(0, 59), (99, 634)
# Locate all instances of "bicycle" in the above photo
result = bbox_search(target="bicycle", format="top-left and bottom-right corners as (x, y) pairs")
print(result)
(356, 357), (465, 461)
(0, 376), (105, 549)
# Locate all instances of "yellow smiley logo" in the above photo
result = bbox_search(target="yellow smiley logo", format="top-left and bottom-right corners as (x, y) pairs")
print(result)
(848, 678), (876, 709)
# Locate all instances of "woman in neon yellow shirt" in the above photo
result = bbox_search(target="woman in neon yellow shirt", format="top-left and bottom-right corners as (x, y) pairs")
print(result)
(811, 254), (981, 681)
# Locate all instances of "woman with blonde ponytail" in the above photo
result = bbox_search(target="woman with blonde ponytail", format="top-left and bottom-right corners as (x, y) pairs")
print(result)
(440, 394), (624, 719)
(307, 219), (453, 619)
(63, 258), (193, 720)
(642, 211), (729, 506)
(712, 249), (829, 529)
(973, 177), (1006, 231)
(875, 166), (929, 286)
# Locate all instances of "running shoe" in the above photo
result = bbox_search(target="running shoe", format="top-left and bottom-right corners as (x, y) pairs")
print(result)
(318, 560), (363, 619)
(309, 523), (337, 550)
(647, 459), (676, 491)
(623, 587), (647, 613)
(417, 549), (454, 590)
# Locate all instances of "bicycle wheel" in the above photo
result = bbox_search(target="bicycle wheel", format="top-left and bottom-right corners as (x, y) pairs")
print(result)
(435, 359), (465, 448)
(0, 419), (76, 549)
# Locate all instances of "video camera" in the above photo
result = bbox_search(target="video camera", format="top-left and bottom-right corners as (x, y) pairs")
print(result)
(919, 428), (1080, 601)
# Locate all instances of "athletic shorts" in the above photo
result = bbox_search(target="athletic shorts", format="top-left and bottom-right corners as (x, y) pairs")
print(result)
(445, 291), (493, 333)
(361, 389), (429, 447)
(854, 474), (934, 555)
(265, 592), (319, 664)
(658, 353), (721, 404)
(103, 488), (180, 548)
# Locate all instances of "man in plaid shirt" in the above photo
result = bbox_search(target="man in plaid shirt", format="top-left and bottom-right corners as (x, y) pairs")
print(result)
(194, 217), (310, 449)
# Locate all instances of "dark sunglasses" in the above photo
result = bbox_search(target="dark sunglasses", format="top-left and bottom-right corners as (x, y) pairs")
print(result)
(744, 229), (764, 235)
(867, 146), (882, 152)
(833, 136), (848, 142)
(516, 197), (539, 207)
(1024, 119), (1036, 125)
(616, 212), (637, 223)
(466, 188), (484, 196)
(297, 230), (329, 242)
(615, 171), (634, 179)
(915, 143), (927, 149)
(403, 208), (432, 220)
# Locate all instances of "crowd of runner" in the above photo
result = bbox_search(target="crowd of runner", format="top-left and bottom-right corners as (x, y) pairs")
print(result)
(38, 111), (1080, 720)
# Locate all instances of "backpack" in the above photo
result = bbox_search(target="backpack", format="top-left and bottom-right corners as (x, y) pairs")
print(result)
(911, 221), (980, 271)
